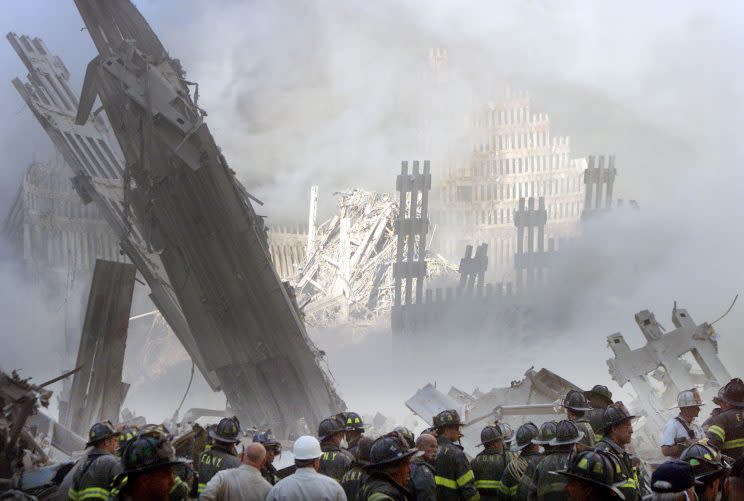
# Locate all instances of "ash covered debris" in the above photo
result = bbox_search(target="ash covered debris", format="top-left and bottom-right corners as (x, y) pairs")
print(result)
(295, 188), (457, 327)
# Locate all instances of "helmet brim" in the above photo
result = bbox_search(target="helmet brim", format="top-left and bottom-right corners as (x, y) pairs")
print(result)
(549, 430), (585, 447)
(555, 471), (626, 500)
(122, 458), (185, 476)
(365, 449), (422, 469)
(208, 429), (241, 444)
(563, 404), (593, 412)
(86, 434), (116, 448)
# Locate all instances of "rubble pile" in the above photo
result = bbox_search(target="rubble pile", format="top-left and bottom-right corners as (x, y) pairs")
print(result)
(295, 189), (457, 326)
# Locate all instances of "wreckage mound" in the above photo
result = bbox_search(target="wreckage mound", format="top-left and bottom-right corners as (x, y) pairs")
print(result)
(295, 189), (457, 327)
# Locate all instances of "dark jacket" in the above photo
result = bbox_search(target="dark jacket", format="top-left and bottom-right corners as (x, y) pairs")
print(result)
(528, 450), (571, 501)
(408, 457), (436, 501)
(595, 438), (640, 501)
(570, 418), (596, 450)
(434, 435), (480, 501)
(502, 450), (543, 501)
(471, 448), (510, 500)
(62, 447), (122, 501)
(586, 408), (607, 439)
(705, 407), (744, 460)
(197, 445), (241, 495)
(342, 464), (369, 501)
(360, 470), (412, 501)
(261, 463), (280, 485)
(319, 442), (354, 482)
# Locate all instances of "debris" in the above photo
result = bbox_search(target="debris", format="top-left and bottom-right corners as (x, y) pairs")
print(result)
(295, 188), (457, 326)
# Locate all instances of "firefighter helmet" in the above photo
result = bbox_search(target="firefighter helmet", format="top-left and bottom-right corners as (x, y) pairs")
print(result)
(318, 415), (346, 442)
(253, 430), (281, 452)
(393, 426), (415, 449)
(120, 435), (183, 475)
(432, 409), (463, 429)
(500, 422), (515, 444)
(584, 385), (613, 405)
(680, 442), (730, 482)
(209, 417), (241, 444)
(533, 421), (559, 446)
(550, 420), (584, 446)
(512, 422), (539, 451)
(355, 435), (375, 465)
(477, 424), (504, 447)
(720, 378), (744, 407)
(367, 432), (420, 468)
(341, 411), (366, 432)
(563, 390), (593, 412)
(602, 402), (636, 433)
(556, 449), (627, 499)
(86, 421), (117, 447)
(672, 388), (704, 409)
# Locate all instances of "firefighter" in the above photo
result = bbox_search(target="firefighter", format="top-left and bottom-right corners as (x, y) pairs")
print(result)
(705, 377), (744, 461)
(110, 434), (185, 501)
(660, 388), (704, 458)
(681, 441), (731, 501)
(318, 414), (354, 482)
(528, 420), (584, 501)
(561, 390), (596, 451)
(61, 421), (123, 501)
(342, 411), (367, 458)
(432, 409), (480, 501)
(341, 435), (374, 501)
(139, 424), (196, 500)
(471, 424), (511, 500)
(359, 432), (419, 501)
(554, 449), (627, 500)
(583, 385), (613, 440)
(409, 433), (437, 501)
(595, 403), (642, 501)
(197, 417), (242, 495)
(502, 422), (541, 500)
(253, 430), (282, 485)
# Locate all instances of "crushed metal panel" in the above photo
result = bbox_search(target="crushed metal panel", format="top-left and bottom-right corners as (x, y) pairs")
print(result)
(64, 259), (135, 435)
(405, 384), (462, 426)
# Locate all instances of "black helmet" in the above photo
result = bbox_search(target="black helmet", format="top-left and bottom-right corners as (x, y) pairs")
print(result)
(355, 435), (375, 465)
(318, 415), (346, 442)
(500, 423), (515, 444)
(511, 422), (539, 451)
(533, 421), (558, 446)
(209, 417), (241, 444)
(602, 402), (635, 434)
(681, 442), (730, 482)
(433, 409), (463, 429)
(120, 434), (184, 475)
(86, 421), (117, 447)
(367, 432), (420, 468)
(563, 390), (592, 412)
(550, 420), (584, 446)
(477, 424), (504, 447)
(720, 378), (744, 407)
(393, 426), (415, 449)
(556, 449), (627, 499)
(253, 430), (281, 452)
(341, 411), (366, 432)
(584, 385), (613, 405)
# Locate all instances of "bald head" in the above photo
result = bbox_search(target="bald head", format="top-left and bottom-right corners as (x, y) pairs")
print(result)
(416, 433), (438, 462)
(243, 442), (267, 468)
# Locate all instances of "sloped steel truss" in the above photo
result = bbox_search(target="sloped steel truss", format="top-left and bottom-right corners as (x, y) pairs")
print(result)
(9, 0), (343, 435)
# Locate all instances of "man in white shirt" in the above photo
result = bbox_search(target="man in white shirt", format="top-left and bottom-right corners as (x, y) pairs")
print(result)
(200, 442), (272, 501)
(660, 388), (704, 458)
(266, 435), (347, 501)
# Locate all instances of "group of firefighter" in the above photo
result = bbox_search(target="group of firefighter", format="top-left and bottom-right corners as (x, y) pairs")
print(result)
(48, 377), (744, 501)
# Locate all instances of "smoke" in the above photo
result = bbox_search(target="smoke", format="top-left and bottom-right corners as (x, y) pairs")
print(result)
(0, 0), (743, 423)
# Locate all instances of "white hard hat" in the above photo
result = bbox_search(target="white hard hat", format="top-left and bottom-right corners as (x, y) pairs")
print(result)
(675, 388), (703, 408)
(293, 435), (322, 460)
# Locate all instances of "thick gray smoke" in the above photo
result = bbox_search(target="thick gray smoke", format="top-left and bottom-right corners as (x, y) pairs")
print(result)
(0, 1), (742, 422)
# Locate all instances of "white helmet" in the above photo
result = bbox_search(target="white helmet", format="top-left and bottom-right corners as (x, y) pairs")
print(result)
(293, 435), (322, 460)
(675, 388), (703, 408)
